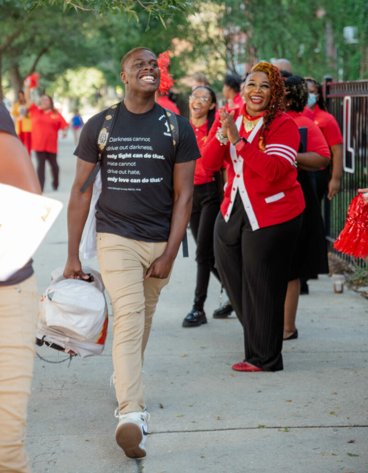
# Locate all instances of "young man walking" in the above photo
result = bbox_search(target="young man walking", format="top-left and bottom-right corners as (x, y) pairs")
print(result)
(63, 47), (199, 459)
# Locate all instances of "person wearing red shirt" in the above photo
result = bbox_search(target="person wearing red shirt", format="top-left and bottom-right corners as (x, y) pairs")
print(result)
(222, 73), (244, 112)
(200, 75), (245, 319)
(201, 62), (305, 372)
(305, 77), (343, 201)
(283, 75), (330, 341)
(155, 93), (180, 114)
(182, 86), (225, 327)
(25, 86), (68, 191)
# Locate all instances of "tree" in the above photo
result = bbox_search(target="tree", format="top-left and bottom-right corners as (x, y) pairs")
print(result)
(0, 0), (195, 99)
(202, 0), (367, 81)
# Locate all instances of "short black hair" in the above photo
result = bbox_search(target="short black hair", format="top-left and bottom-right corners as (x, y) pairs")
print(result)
(280, 70), (292, 79)
(224, 73), (242, 93)
(284, 75), (308, 112)
(120, 47), (156, 71)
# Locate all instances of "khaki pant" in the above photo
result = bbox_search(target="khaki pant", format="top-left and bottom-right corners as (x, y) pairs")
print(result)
(97, 233), (170, 414)
(0, 275), (38, 473)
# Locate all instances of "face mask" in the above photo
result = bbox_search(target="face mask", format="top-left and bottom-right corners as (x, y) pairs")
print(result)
(307, 93), (317, 108)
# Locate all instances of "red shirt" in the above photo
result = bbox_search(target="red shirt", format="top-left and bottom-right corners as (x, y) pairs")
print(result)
(202, 109), (305, 230)
(191, 121), (215, 185)
(29, 104), (69, 153)
(309, 104), (343, 148)
(225, 92), (244, 112)
(156, 95), (180, 114)
(287, 110), (330, 158)
(301, 107), (314, 120)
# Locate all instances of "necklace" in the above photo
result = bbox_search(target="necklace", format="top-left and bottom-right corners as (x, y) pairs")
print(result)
(243, 115), (263, 133)
(243, 108), (265, 133)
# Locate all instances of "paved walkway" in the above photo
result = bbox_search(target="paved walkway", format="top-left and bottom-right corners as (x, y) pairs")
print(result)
(27, 135), (368, 473)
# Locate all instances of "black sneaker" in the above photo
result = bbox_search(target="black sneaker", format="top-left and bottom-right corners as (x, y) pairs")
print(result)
(182, 309), (207, 328)
(213, 301), (233, 319)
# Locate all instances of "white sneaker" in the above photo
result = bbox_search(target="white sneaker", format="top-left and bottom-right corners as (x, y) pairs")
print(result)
(115, 410), (150, 459)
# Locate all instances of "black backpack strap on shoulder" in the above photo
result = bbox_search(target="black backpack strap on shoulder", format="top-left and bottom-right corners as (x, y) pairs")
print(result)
(80, 102), (120, 193)
(163, 108), (189, 257)
(163, 108), (179, 150)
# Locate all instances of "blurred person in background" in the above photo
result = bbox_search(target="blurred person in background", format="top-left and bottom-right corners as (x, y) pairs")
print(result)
(11, 90), (32, 155)
(191, 72), (210, 90)
(222, 73), (243, 112)
(24, 80), (68, 192)
(70, 108), (84, 145)
(304, 77), (343, 202)
(182, 85), (225, 327)
(283, 75), (330, 340)
(271, 58), (292, 74)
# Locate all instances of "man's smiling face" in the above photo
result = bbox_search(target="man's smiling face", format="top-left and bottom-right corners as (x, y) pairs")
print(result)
(120, 49), (160, 95)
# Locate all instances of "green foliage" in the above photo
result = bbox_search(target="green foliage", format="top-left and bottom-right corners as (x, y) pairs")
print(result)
(0, 0), (366, 103)
(210, 0), (367, 81)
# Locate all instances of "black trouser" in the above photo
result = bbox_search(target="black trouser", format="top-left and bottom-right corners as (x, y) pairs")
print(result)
(35, 151), (59, 191)
(190, 181), (221, 310)
(309, 167), (331, 236)
(214, 194), (302, 371)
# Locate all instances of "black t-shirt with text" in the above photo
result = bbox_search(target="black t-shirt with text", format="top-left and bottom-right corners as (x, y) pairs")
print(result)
(75, 102), (199, 242)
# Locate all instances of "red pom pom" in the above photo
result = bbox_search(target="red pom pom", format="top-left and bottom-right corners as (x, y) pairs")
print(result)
(157, 51), (174, 95)
(24, 73), (40, 89)
(334, 194), (368, 258)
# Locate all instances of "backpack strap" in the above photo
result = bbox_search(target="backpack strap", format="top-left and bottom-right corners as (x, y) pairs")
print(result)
(80, 102), (120, 193)
(163, 108), (179, 150)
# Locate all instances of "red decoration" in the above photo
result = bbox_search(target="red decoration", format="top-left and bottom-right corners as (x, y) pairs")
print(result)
(334, 193), (368, 258)
(24, 73), (40, 89)
(157, 51), (174, 95)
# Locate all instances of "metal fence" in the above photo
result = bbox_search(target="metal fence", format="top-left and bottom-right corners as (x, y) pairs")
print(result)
(323, 80), (368, 267)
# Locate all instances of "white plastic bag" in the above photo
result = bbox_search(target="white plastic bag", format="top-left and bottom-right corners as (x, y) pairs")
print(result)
(37, 266), (108, 357)
(0, 184), (62, 280)
(79, 171), (101, 260)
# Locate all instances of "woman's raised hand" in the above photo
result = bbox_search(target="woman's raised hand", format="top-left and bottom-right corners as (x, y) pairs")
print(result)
(219, 109), (240, 145)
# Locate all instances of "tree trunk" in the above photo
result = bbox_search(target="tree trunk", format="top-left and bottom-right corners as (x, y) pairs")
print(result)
(29, 47), (49, 74)
(0, 54), (3, 101)
(9, 63), (23, 94)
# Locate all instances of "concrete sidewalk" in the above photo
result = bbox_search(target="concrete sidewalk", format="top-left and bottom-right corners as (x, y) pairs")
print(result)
(27, 135), (368, 473)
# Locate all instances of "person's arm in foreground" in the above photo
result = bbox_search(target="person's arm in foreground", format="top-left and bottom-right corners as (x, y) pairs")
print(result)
(63, 158), (95, 279)
(146, 160), (195, 279)
(0, 131), (41, 194)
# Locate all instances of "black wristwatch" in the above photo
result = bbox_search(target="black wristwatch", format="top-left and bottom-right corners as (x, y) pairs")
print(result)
(232, 137), (247, 146)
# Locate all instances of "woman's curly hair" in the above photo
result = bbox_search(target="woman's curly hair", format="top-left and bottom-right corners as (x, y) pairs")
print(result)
(284, 75), (308, 112)
(248, 62), (285, 134)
